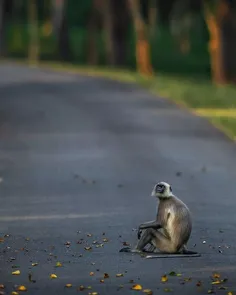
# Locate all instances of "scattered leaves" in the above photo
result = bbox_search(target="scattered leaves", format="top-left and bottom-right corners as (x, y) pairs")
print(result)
(50, 274), (57, 279)
(143, 289), (153, 295)
(12, 270), (20, 275)
(116, 274), (124, 277)
(65, 284), (72, 288)
(161, 275), (168, 283)
(131, 284), (142, 290)
(17, 286), (27, 292)
(56, 262), (62, 267)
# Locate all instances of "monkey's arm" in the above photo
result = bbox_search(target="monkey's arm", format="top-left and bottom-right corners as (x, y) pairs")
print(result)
(139, 220), (162, 230)
(138, 220), (162, 239)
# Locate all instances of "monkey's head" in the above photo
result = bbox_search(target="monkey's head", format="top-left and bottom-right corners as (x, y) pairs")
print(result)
(151, 181), (173, 199)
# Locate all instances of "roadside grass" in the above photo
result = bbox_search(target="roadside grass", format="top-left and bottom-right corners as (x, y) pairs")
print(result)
(2, 59), (236, 141)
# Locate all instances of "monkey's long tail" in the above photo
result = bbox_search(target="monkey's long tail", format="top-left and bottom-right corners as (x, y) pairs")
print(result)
(119, 247), (201, 257)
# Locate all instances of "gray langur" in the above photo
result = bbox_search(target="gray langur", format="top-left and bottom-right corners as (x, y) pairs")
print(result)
(120, 181), (200, 258)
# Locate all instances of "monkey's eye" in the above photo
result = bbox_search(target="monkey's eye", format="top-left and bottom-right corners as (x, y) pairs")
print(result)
(169, 186), (172, 192)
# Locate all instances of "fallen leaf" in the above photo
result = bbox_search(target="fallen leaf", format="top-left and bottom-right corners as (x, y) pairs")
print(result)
(211, 280), (221, 285)
(103, 238), (109, 242)
(0, 238), (4, 243)
(0, 285), (4, 290)
(168, 271), (181, 277)
(90, 272), (94, 276)
(208, 289), (215, 294)
(11, 292), (19, 295)
(184, 277), (192, 282)
(143, 289), (153, 295)
(100, 280), (104, 283)
(104, 273), (110, 279)
(88, 293), (98, 295)
(32, 263), (38, 267)
(65, 241), (71, 246)
(87, 234), (92, 237)
(123, 242), (130, 246)
(84, 247), (92, 251)
(218, 286), (228, 290)
(87, 286), (92, 289)
(79, 285), (85, 291)
(131, 284), (142, 290)
(164, 288), (172, 292)
(17, 286), (27, 291)
(129, 280), (134, 283)
(228, 292), (233, 295)
(196, 281), (202, 287)
(65, 284), (72, 288)
(222, 278), (228, 283)
(50, 274), (57, 279)
(12, 270), (20, 275)
(56, 262), (62, 267)
(161, 275), (168, 283)
(213, 273), (220, 279)
(116, 274), (124, 277)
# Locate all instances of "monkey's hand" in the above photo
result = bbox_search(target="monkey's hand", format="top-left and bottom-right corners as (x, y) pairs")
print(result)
(137, 227), (143, 240)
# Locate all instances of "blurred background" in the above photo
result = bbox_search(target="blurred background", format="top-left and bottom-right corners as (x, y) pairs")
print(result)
(0, 0), (235, 83)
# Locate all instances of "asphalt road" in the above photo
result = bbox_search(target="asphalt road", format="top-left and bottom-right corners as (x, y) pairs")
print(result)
(0, 63), (236, 295)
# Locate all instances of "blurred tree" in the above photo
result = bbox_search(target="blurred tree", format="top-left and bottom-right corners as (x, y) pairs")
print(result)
(52, 0), (71, 61)
(203, 0), (236, 84)
(103, 0), (115, 65)
(148, 0), (158, 38)
(128, 0), (153, 76)
(0, 0), (6, 57)
(28, 0), (39, 64)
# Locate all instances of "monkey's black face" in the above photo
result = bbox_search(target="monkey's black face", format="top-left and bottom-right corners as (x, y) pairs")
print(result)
(155, 183), (165, 194)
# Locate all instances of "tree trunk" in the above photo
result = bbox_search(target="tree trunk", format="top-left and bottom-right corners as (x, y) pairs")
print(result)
(110, 0), (130, 66)
(52, 0), (71, 61)
(28, 0), (39, 64)
(103, 0), (115, 65)
(203, 0), (232, 84)
(0, 0), (6, 57)
(128, 0), (153, 76)
(148, 0), (157, 39)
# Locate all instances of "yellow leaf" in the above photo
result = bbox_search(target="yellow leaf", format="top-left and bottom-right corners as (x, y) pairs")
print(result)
(65, 284), (72, 288)
(143, 289), (153, 295)
(208, 290), (214, 294)
(103, 238), (109, 242)
(161, 275), (168, 283)
(90, 272), (94, 276)
(211, 280), (221, 285)
(11, 292), (19, 295)
(104, 273), (110, 279)
(228, 292), (233, 295)
(56, 262), (62, 267)
(50, 274), (57, 279)
(213, 273), (220, 279)
(131, 284), (142, 290)
(12, 270), (20, 275)
(0, 238), (4, 243)
(88, 293), (98, 295)
(17, 286), (27, 291)
(32, 263), (38, 267)
(164, 289), (172, 292)
(116, 273), (124, 277)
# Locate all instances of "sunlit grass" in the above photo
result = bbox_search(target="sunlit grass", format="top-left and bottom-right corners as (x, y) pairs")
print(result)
(2, 59), (236, 141)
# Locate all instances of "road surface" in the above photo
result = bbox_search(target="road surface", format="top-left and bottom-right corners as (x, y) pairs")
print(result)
(0, 63), (236, 294)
